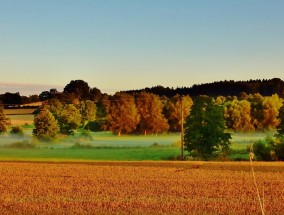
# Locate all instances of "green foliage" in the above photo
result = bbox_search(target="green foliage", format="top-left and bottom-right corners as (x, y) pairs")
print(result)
(80, 100), (97, 126)
(58, 104), (82, 135)
(63, 80), (91, 100)
(80, 129), (93, 140)
(253, 140), (273, 161)
(184, 96), (231, 160)
(275, 142), (284, 161)
(10, 126), (24, 136)
(247, 93), (264, 130)
(84, 121), (103, 132)
(71, 142), (95, 149)
(33, 106), (60, 141)
(0, 146), (181, 161)
(47, 98), (63, 119)
(276, 103), (284, 138)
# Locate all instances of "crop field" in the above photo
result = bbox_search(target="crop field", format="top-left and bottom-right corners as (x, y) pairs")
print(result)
(6, 114), (34, 126)
(0, 161), (283, 214)
(3, 108), (36, 115)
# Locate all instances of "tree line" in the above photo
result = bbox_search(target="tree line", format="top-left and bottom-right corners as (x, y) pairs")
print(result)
(1, 79), (283, 136)
(31, 90), (283, 139)
(1, 79), (284, 160)
(125, 78), (284, 97)
(1, 78), (283, 107)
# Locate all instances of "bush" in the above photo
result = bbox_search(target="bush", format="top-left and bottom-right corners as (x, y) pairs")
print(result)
(6, 141), (35, 149)
(253, 140), (273, 161)
(10, 126), (24, 136)
(275, 143), (284, 161)
(80, 130), (93, 139)
(151, 142), (161, 147)
(84, 121), (103, 132)
(71, 142), (95, 149)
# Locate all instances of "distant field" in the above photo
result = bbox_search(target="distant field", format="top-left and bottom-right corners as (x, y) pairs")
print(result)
(4, 108), (36, 115)
(7, 114), (34, 126)
(0, 161), (283, 214)
(3, 108), (35, 126)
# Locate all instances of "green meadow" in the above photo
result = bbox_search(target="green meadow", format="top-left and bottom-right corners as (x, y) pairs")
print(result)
(0, 125), (273, 161)
(0, 112), (275, 161)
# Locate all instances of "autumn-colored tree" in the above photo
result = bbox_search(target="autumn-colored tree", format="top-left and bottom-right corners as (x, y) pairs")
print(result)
(136, 92), (169, 134)
(0, 107), (11, 133)
(58, 104), (82, 135)
(247, 93), (264, 130)
(224, 99), (254, 132)
(47, 98), (63, 119)
(80, 100), (97, 127)
(106, 92), (140, 135)
(166, 95), (193, 132)
(262, 94), (283, 130)
(276, 103), (284, 138)
(214, 96), (226, 105)
(33, 106), (60, 140)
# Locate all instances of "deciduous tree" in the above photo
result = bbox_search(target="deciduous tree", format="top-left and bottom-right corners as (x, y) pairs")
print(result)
(58, 104), (82, 135)
(106, 92), (140, 135)
(224, 99), (254, 132)
(80, 100), (97, 127)
(166, 95), (193, 132)
(0, 107), (11, 133)
(248, 93), (264, 130)
(33, 106), (60, 140)
(63, 80), (91, 100)
(136, 92), (169, 134)
(276, 103), (284, 138)
(184, 96), (231, 160)
(262, 94), (283, 130)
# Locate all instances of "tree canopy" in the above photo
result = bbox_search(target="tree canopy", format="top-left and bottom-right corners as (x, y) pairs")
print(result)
(0, 107), (11, 133)
(33, 106), (60, 140)
(105, 92), (140, 135)
(184, 96), (231, 160)
(136, 92), (169, 134)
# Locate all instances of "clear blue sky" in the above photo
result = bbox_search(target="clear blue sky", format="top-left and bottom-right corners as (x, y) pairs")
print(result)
(1, 0), (284, 95)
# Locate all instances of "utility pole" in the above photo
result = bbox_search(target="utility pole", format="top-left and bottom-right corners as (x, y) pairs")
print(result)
(180, 96), (184, 159)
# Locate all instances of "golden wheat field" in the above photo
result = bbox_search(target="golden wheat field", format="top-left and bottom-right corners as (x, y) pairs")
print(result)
(0, 161), (284, 214)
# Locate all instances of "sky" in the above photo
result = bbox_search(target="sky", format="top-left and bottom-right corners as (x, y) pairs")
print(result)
(0, 0), (284, 96)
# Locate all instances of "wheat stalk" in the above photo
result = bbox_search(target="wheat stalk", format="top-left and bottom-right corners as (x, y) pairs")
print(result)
(250, 145), (265, 215)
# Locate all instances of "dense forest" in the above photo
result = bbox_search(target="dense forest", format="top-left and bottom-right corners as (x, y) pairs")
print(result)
(0, 78), (283, 106)
(125, 78), (284, 98)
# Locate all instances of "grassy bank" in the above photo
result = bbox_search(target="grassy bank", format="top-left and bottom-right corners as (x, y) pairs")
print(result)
(0, 147), (181, 161)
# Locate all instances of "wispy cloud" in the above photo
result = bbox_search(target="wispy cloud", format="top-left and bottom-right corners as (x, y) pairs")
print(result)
(0, 82), (63, 96)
